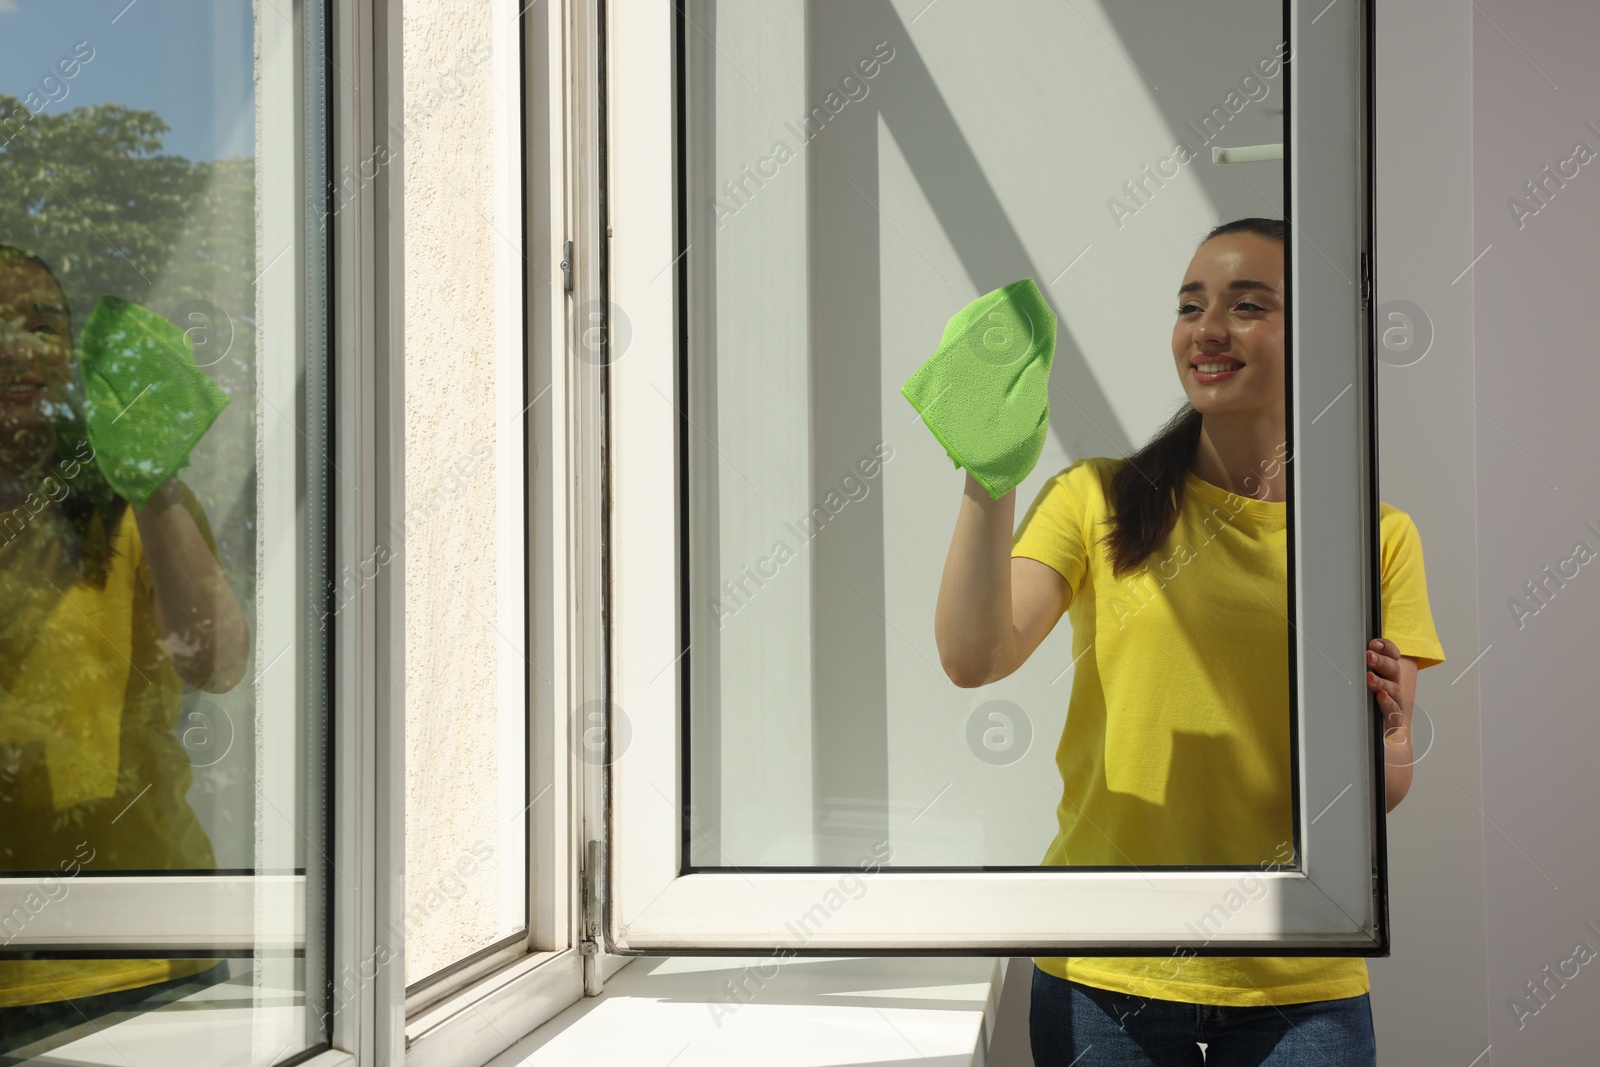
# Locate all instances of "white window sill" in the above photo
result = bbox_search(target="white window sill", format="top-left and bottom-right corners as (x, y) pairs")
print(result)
(4, 956), (1003, 1066)
(483, 955), (1006, 1066)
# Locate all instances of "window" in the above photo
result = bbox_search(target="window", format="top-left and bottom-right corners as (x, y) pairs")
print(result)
(0, 0), (1389, 1063)
(400, 0), (594, 1061)
(0, 1), (331, 1059)
(607, 0), (1386, 956)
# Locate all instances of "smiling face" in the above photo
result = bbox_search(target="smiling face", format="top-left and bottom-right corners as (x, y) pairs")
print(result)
(1171, 232), (1285, 418)
(0, 254), (74, 477)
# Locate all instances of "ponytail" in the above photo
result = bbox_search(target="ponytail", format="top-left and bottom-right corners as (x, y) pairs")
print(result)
(1095, 216), (1285, 579)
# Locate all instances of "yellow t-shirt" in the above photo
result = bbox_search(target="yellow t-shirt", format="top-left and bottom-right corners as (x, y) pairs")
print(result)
(1011, 454), (1446, 1006)
(0, 486), (224, 1007)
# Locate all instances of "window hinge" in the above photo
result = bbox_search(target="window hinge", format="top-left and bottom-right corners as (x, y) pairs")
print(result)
(1360, 251), (1371, 307)
(580, 837), (601, 956)
(562, 239), (574, 293)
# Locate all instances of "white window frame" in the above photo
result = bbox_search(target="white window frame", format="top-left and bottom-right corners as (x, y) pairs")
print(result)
(340, 1), (610, 1062)
(605, 0), (1390, 956)
(0, 0), (338, 1062)
(346, 1), (608, 1063)
(393, 2), (624, 1065)
(0, 0), (322, 978)
(1, 1), (615, 1064)
(0, 0), (1388, 1060)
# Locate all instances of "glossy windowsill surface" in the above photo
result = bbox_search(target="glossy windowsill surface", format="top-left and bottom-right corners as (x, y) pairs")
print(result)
(484, 955), (1004, 1066)
(3, 955), (1003, 1066)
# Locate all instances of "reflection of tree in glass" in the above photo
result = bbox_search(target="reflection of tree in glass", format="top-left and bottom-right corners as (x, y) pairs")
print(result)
(0, 94), (255, 354)
(0, 93), (256, 542)
(0, 95), (260, 863)
(0, 96), (259, 1032)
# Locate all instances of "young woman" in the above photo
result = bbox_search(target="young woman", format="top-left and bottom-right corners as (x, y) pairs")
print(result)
(0, 245), (250, 1047)
(934, 218), (1445, 1065)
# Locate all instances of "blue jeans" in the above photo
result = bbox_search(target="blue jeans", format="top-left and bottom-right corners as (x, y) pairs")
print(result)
(1030, 965), (1377, 1066)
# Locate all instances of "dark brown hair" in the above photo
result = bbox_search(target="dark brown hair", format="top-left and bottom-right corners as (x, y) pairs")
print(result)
(0, 244), (127, 587)
(1095, 217), (1286, 579)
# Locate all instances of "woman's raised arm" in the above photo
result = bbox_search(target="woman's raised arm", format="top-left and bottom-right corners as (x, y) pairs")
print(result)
(133, 478), (251, 693)
(935, 470), (1071, 688)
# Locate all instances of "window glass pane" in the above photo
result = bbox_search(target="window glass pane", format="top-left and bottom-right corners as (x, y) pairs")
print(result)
(686, 0), (1290, 869)
(401, 0), (528, 989)
(0, 2), (328, 1060)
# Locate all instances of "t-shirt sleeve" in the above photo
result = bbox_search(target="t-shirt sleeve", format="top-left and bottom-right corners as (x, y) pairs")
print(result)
(1378, 504), (1446, 670)
(1011, 457), (1098, 605)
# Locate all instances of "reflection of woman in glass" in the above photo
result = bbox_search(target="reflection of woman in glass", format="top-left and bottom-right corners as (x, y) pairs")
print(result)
(0, 245), (250, 1045)
(936, 219), (1444, 1064)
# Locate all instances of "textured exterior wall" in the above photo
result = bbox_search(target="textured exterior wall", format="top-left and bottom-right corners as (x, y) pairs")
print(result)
(401, 1), (509, 984)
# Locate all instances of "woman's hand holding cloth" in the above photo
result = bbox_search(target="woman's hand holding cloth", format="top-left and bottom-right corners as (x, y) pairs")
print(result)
(900, 277), (1056, 500)
(77, 296), (230, 507)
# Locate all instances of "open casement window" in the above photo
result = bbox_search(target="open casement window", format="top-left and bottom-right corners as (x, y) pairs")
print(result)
(0, 1), (336, 1060)
(602, 0), (1387, 957)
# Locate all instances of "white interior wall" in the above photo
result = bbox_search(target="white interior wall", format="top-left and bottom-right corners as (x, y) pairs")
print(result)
(1364, 0), (1488, 1062)
(1469, 1), (1600, 1062)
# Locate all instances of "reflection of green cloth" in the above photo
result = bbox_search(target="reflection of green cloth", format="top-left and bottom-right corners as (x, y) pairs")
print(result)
(901, 278), (1057, 500)
(78, 296), (230, 508)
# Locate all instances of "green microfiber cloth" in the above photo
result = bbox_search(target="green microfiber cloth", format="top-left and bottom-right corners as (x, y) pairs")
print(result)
(78, 296), (231, 508)
(901, 277), (1056, 500)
